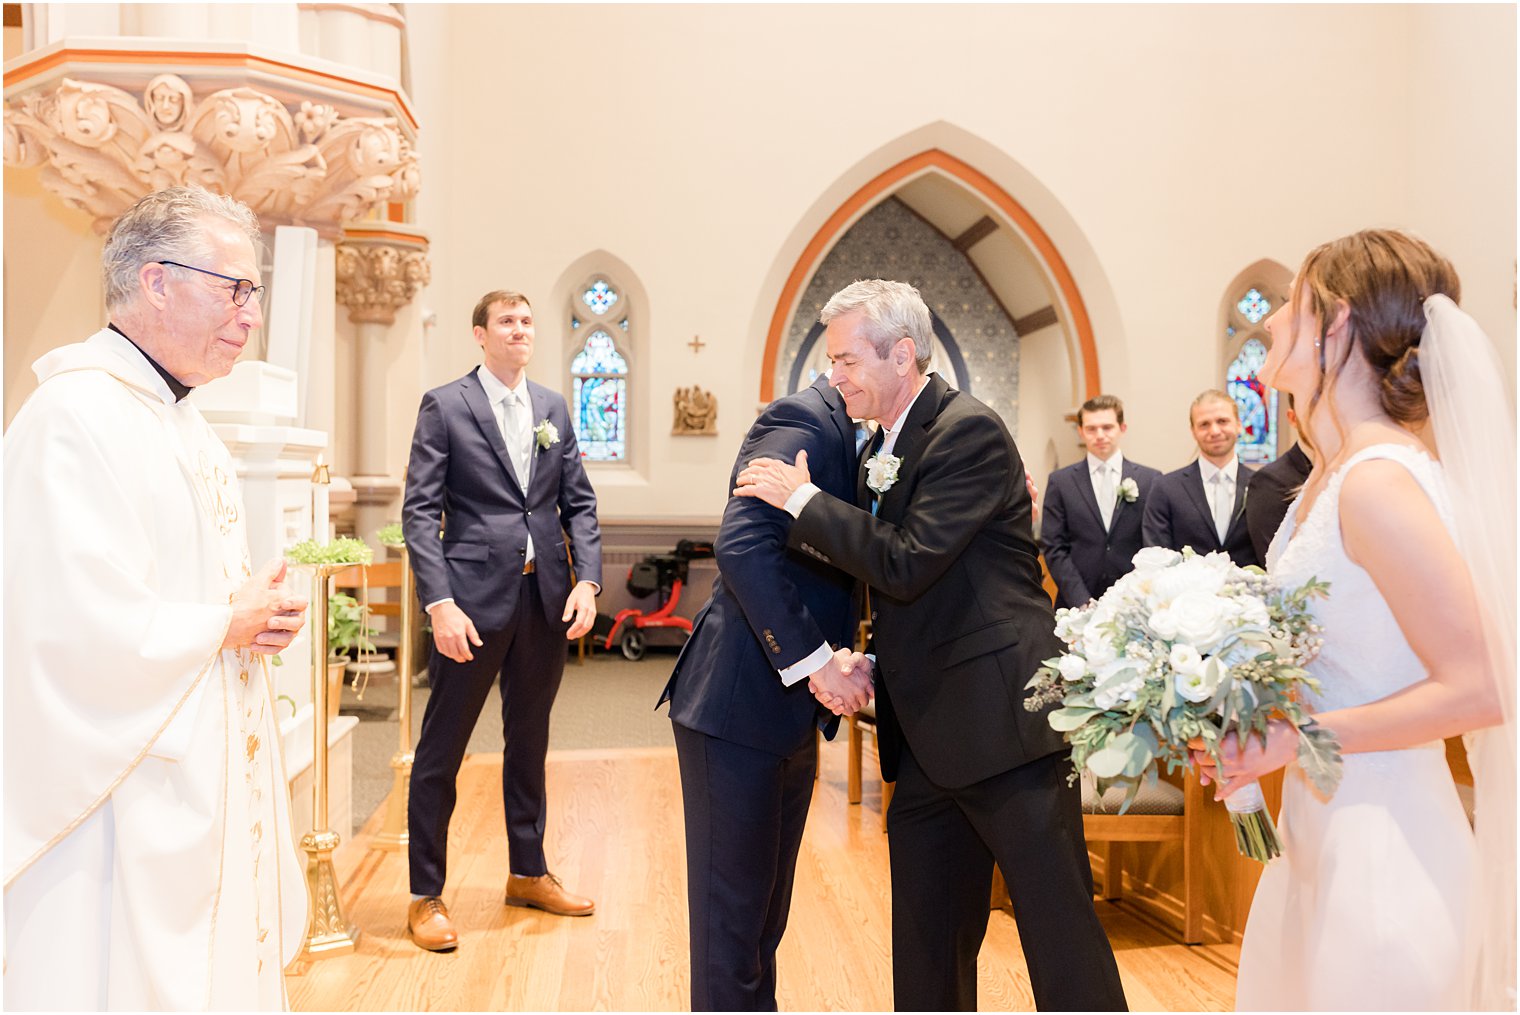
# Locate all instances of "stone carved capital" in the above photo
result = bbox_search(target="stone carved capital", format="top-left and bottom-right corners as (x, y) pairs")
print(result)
(4, 74), (420, 236)
(336, 229), (430, 325)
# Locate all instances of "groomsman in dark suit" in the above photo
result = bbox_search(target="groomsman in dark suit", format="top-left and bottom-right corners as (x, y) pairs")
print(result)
(1245, 399), (1314, 562)
(735, 280), (1126, 1012)
(1142, 389), (1259, 567)
(402, 290), (603, 950)
(659, 374), (870, 1011)
(1039, 394), (1162, 609)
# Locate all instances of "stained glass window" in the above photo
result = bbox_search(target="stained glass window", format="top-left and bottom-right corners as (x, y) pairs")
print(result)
(581, 280), (619, 315)
(571, 329), (628, 460)
(1228, 338), (1278, 464)
(1237, 288), (1271, 325)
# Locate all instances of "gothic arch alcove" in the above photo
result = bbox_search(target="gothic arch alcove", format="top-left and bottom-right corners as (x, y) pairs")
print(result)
(754, 135), (1117, 480)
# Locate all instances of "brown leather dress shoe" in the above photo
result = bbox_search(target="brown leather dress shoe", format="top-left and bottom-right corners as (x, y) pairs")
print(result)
(504, 872), (595, 916)
(407, 896), (459, 951)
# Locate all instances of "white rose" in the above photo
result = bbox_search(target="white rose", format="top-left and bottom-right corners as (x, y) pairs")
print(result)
(1168, 643), (1204, 674)
(1237, 597), (1270, 628)
(1132, 546), (1182, 573)
(1148, 607), (1180, 641)
(1167, 590), (1235, 653)
(1149, 557), (1228, 605)
(1082, 629), (1118, 668)
(1057, 654), (1089, 683)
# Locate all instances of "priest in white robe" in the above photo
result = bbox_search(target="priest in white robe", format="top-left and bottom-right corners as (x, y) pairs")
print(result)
(4, 187), (311, 1010)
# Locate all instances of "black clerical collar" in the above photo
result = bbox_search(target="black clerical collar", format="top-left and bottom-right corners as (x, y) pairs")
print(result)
(108, 323), (193, 402)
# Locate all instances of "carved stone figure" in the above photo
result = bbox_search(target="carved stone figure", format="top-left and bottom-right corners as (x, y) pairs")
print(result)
(4, 73), (421, 237)
(672, 385), (719, 436)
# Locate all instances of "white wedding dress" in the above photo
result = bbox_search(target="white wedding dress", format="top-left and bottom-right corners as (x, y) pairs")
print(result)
(1235, 443), (1478, 1011)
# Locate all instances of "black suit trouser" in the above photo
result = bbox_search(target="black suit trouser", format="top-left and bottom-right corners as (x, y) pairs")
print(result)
(887, 742), (1127, 1012)
(409, 574), (565, 895)
(673, 721), (816, 1012)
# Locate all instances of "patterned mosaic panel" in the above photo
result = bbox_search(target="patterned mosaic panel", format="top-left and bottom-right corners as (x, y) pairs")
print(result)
(777, 197), (1020, 434)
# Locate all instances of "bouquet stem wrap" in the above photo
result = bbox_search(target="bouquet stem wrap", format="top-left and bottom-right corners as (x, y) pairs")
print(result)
(1222, 781), (1282, 862)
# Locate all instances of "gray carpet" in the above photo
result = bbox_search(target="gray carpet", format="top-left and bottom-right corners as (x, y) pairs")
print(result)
(338, 646), (682, 826)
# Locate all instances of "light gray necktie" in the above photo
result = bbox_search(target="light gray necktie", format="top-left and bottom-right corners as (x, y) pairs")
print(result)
(1210, 471), (1232, 543)
(501, 392), (529, 484)
(1096, 464), (1115, 531)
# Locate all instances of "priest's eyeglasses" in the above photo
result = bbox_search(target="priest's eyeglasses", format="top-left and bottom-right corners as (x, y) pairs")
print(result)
(157, 261), (265, 307)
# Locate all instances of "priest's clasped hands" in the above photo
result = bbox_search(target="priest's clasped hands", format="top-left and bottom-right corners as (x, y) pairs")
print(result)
(222, 558), (309, 655)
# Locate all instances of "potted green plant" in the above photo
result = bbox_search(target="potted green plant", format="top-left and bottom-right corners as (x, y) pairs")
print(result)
(325, 592), (376, 720)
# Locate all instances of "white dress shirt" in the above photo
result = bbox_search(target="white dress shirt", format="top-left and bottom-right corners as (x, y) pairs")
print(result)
(776, 377), (929, 686)
(1199, 455), (1239, 542)
(1087, 450), (1124, 531)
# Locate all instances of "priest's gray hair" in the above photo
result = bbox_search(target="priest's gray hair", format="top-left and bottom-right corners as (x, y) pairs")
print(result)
(819, 279), (934, 371)
(101, 187), (262, 311)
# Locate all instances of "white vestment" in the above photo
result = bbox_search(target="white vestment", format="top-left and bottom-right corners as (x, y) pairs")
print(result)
(3, 330), (308, 1010)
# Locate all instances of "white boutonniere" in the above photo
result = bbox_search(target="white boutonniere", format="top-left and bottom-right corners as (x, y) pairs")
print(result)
(533, 419), (559, 451)
(866, 452), (901, 495)
(1117, 477), (1140, 503)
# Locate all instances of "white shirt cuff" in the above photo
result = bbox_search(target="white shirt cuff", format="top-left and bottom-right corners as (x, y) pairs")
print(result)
(425, 597), (454, 613)
(783, 482), (822, 519)
(779, 641), (834, 686)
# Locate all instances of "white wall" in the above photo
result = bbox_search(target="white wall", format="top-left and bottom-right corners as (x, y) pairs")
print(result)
(6, 4), (1514, 516)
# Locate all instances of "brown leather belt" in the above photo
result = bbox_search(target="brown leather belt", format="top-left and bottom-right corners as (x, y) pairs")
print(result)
(522, 559), (536, 575)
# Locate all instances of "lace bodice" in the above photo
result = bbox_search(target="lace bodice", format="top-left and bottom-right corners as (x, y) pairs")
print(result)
(1267, 443), (1455, 713)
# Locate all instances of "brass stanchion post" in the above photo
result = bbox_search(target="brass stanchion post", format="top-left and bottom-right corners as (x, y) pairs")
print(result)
(300, 559), (361, 957)
(375, 546), (415, 850)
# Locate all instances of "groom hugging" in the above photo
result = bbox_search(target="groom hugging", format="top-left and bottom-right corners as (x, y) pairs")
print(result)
(736, 280), (1127, 1011)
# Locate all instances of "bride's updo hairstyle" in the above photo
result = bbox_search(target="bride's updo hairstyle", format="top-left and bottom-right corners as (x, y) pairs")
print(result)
(1294, 229), (1460, 431)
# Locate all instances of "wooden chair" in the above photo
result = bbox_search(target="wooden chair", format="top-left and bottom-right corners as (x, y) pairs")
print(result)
(1081, 772), (1206, 944)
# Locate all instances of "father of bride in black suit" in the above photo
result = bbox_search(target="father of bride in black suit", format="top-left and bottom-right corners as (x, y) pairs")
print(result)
(1039, 394), (1162, 609)
(402, 290), (603, 951)
(1141, 389), (1260, 568)
(659, 374), (871, 1011)
(736, 280), (1125, 1012)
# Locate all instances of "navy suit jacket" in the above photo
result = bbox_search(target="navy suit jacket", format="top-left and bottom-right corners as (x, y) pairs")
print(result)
(402, 368), (602, 631)
(1040, 456), (1163, 609)
(1141, 459), (1259, 568)
(1245, 443), (1312, 563)
(660, 378), (858, 758)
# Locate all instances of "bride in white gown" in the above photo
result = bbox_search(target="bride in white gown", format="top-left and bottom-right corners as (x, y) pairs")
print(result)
(1192, 230), (1515, 1011)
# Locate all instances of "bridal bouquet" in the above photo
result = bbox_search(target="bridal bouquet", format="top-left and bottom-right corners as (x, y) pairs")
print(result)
(1026, 547), (1341, 861)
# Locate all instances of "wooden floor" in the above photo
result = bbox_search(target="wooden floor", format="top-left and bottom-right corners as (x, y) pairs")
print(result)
(286, 739), (1236, 1011)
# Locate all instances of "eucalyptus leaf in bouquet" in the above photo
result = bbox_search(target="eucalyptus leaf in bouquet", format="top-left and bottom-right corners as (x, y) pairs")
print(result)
(1027, 546), (1341, 861)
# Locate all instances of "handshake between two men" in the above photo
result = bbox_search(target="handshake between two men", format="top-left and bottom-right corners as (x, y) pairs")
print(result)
(809, 647), (874, 717)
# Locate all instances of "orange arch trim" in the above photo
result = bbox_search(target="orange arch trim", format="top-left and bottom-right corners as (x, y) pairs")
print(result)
(760, 149), (1099, 403)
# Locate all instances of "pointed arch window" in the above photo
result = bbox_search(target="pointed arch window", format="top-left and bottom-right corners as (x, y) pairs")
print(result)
(569, 277), (630, 461)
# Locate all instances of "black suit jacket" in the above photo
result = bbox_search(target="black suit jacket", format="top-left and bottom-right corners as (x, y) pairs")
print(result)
(789, 373), (1066, 789)
(1245, 442), (1312, 563)
(660, 378), (858, 757)
(402, 368), (602, 630)
(1039, 456), (1163, 609)
(1140, 459), (1259, 568)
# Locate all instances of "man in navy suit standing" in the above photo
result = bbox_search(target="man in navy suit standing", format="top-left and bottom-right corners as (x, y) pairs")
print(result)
(402, 290), (603, 950)
(660, 374), (871, 1011)
(1039, 394), (1162, 609)
(1142, 389), (1259, 568)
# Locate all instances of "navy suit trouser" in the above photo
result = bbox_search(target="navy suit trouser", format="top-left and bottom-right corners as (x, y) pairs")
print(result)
(409, 573), (565, 895)
(673, 721), (816, 1012)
